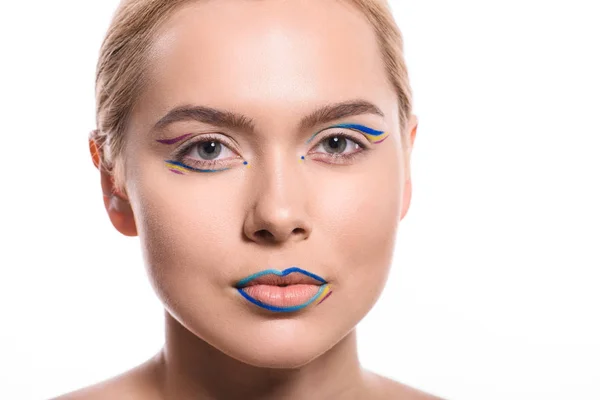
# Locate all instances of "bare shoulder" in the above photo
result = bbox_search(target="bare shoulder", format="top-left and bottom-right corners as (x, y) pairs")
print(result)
(50, 355), (162, 400)
(364, 370), (446, 400)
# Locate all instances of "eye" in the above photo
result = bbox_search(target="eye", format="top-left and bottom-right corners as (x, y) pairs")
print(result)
(309, 132), (368, 163)
(184, 139), (236, 161)
(171, 134), (242, 170)
(316, 134), (361, 154)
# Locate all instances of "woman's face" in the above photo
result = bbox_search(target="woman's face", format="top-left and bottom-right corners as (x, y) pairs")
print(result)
(122, 0), (410, 367)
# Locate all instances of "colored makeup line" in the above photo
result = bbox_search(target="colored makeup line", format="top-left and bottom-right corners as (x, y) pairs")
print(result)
(306, 123), (390, 145)
(159, 125), (388, 170)
(157, 135), (249, 173)
(235, 267), (332, 313)
(156, 133), (193, 145)
(317, 289), (333, 305)
(164, 160), (231, 173)
(165, 160), (249, 174)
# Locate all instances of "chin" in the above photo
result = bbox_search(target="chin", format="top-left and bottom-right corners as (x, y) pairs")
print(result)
(225, 338), (324, 369)
(213, 318), (341, 369)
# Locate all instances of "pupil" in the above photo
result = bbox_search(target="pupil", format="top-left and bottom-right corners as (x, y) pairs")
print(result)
(197, 141), (221, 160)
(325, 136), (346, 153)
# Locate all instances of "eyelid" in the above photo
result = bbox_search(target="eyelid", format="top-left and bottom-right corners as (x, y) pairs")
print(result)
(308, 129), (371, 150)
(172, 133), (242, 160)
(330, 123), (385, 138)
(306, 124), (381, 146)
(156, 133), (194, 145)
(306, 132), (369, 166)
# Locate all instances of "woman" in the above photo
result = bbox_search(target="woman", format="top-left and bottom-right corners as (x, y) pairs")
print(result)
(56, 0), (440, 398)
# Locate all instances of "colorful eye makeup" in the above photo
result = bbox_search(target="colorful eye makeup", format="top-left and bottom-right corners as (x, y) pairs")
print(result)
(156, 123), (387, 172)
(300, 123), (388, 162)
(157, 134), (249, 174)
(306, 123), (389, 145)
(156, 133), (194, 145)
(165, 160), (232, 173)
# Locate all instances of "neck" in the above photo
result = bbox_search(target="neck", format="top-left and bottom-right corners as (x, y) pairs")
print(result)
(151, 310), (367, 400)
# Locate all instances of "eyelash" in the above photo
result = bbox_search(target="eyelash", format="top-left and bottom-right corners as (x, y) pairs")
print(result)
(308, 131), (369, 164)
(170, 131), (370, 170)
(171, 133), (238, 170)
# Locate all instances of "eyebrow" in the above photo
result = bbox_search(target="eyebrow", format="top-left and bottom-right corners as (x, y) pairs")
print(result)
(152, 99), (385, 135)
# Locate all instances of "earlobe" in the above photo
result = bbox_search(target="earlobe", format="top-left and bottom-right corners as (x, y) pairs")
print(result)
(399, 178), (412, 222)
(101, 170), (138, 237)
(408, 114), (418, 149)
(102, 188), (138, 237)
(89, 135), (138, 237)
(399, 115), (417, 222)
(89, 134), (101, 170)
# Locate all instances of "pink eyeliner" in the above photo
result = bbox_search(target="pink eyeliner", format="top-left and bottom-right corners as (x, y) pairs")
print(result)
(156, 133), (193, 145)
(372, 135), (389, 144)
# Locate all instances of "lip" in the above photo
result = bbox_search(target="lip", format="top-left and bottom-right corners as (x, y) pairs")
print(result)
(235, 267), (332, 312)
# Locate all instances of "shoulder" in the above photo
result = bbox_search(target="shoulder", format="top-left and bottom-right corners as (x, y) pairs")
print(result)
(364, 370), (446, 400)
(49, 356), (162, 400)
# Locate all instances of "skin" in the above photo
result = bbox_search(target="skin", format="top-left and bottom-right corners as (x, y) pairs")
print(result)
(55, 0), (442, 399)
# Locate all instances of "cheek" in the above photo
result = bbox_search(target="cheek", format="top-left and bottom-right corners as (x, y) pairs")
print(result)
(317, 153), (402, 303)
(130, 169), (246, 299)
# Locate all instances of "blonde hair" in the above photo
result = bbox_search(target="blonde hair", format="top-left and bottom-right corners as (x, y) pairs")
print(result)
(93, 0), (414, 194)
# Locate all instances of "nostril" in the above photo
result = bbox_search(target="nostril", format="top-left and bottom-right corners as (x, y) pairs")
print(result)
(251, 227), (307, 243)
(255, 230), (274, 240)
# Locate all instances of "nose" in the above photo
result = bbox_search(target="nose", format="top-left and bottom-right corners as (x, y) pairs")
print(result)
(243, 154), (311, 245)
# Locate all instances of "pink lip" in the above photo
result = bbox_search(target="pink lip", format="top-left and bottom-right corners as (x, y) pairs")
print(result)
(241, 284), (320, 308)
(235, 267), (332, 312)
(240, 271), (323, 287)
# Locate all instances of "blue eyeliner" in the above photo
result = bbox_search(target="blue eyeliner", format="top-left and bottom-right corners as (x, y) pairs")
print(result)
(306, 123), (386, 144)
(165, 160), (231, 173)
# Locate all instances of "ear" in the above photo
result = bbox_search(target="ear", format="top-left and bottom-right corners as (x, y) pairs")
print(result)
(89, 136), (138, 237)
(399, 115), (418, 221)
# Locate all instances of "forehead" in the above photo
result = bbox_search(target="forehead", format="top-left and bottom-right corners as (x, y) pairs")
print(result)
(140, 0), (392, 127)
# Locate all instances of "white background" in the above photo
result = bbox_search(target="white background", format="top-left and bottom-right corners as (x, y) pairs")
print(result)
(1, 0), (599, 399)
